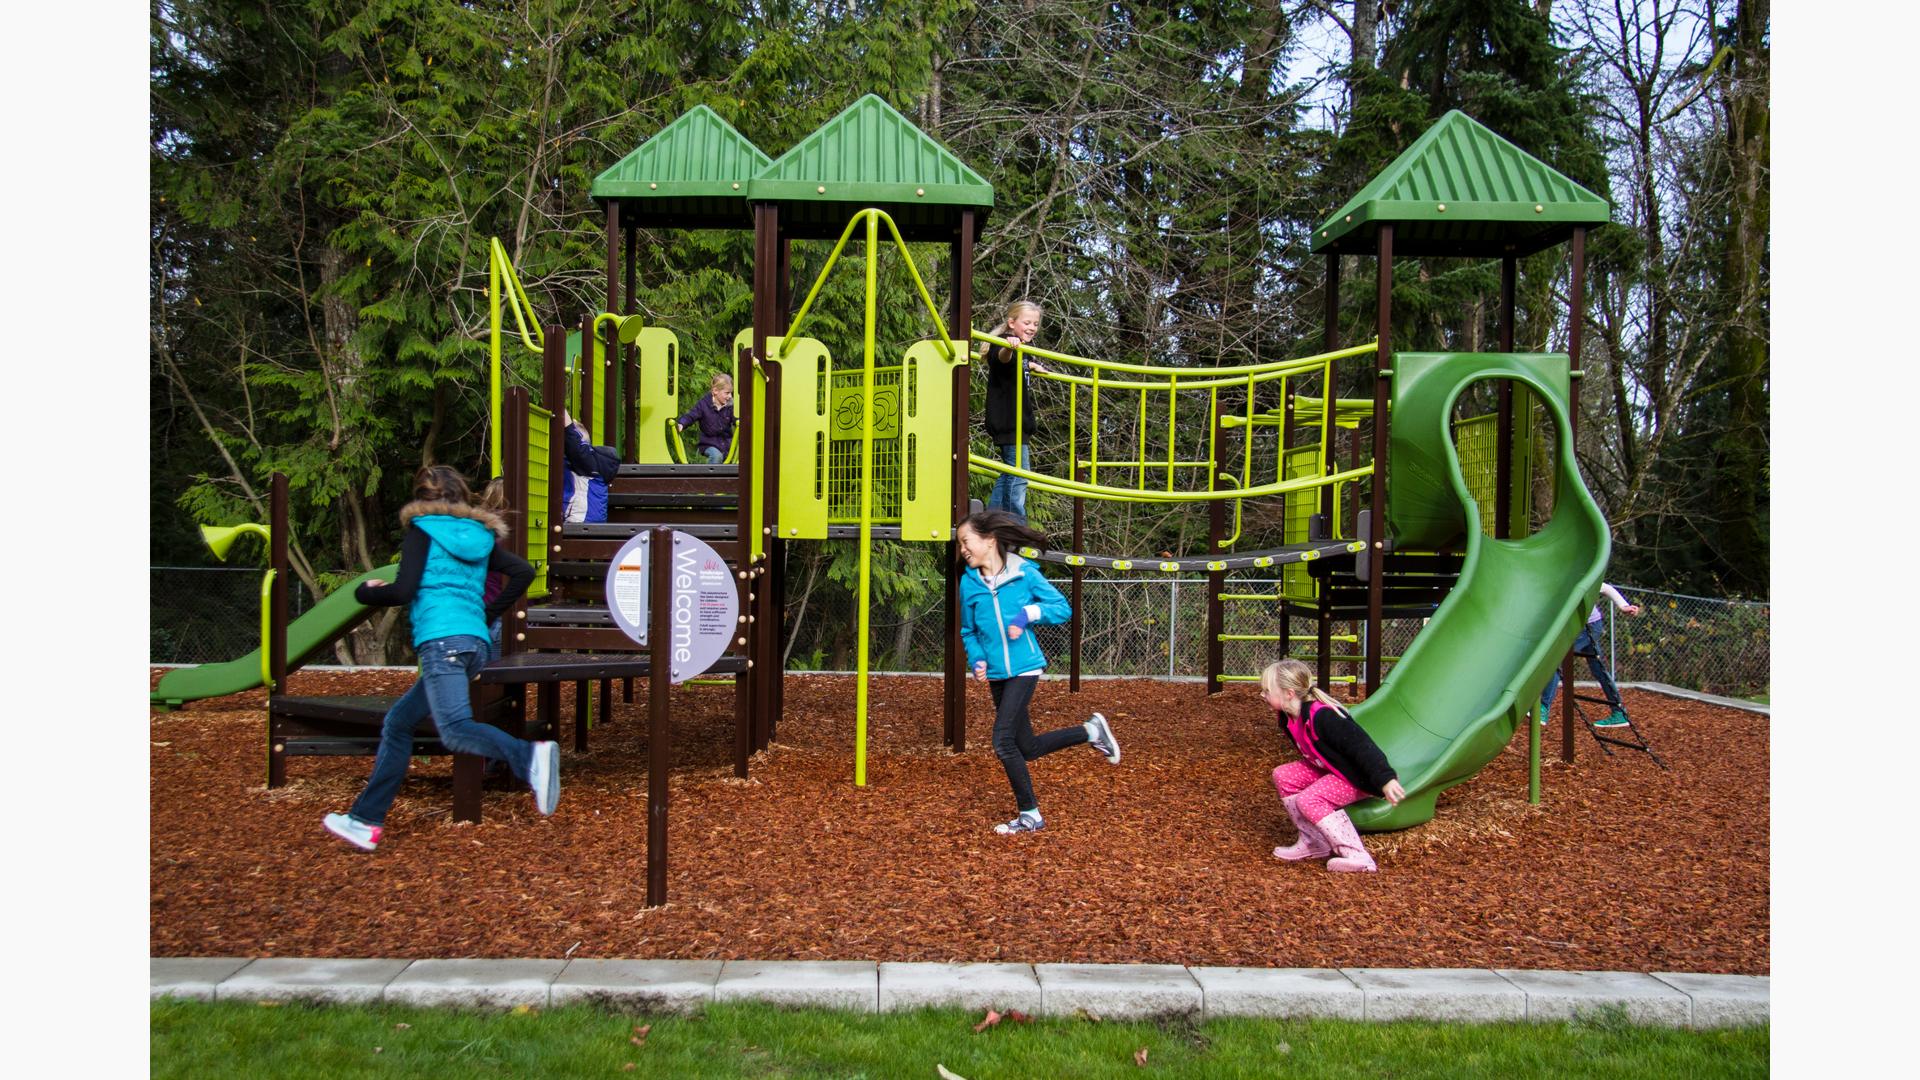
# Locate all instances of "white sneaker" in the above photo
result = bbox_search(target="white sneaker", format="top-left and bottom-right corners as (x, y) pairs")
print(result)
(994, 811), (1045, 835)
(529, 741), (561, 815)
(323, 812), (382, 852)
(1086, 712), (1121, 764)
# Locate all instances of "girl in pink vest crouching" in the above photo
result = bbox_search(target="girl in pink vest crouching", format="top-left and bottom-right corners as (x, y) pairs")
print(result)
(1261, 659), (1405, 872)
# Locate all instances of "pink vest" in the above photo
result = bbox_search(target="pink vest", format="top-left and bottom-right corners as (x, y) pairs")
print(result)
(1283, 701), (1357, 785)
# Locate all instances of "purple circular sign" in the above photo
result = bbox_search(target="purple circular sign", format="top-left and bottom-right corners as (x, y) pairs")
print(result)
(605, 530), (741, 683)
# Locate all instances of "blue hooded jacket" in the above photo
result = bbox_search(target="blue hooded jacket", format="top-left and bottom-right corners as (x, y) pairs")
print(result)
(398, 501), (506, 647)
(958, 552), (1072, 680)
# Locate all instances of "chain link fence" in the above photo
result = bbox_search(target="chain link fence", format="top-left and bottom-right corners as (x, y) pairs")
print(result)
(1602, 586), (1769, 700)
(150, 568), (310, 666)
(778, 573), (1766, 698)
(151, 565), (1766, 700)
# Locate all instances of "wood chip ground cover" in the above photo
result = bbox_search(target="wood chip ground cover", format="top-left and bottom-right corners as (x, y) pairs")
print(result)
(150, 671), (1767, 973)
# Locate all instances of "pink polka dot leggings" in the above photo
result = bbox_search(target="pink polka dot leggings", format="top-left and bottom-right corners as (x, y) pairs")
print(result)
(1271, 761), (1365, 824)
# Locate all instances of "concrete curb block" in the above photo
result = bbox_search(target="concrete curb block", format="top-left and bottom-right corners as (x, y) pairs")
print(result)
(151, 957), (1768, 1028)
(1624, 681), (1769, 715)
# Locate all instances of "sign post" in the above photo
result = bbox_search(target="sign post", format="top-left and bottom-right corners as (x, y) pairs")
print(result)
(606, 527), (739, 906)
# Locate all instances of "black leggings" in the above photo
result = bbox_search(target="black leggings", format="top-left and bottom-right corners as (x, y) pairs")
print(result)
(990, 675), (1088, 812)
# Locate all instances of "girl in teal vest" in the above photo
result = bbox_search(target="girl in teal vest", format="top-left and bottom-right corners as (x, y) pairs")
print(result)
(322, 466), (551, 852)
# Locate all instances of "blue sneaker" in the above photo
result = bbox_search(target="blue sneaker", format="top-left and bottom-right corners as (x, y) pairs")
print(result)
(529, 741), (560, 815)
(1086, 712), (1120, 764)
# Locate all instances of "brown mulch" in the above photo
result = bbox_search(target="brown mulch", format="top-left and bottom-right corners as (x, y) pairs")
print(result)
(150, 669), (1767, 973)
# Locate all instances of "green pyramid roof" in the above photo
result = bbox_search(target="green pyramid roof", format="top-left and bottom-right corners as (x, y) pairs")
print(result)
(1312, 111), (1609, 257)
(591, 105), (772, 228)
(746, 95), (993, 240)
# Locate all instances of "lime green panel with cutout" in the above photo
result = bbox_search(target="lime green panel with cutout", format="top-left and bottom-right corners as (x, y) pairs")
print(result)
(634, 326), (680, 463)
(897, 339), (963, 542)
(770, 335), (832, 539)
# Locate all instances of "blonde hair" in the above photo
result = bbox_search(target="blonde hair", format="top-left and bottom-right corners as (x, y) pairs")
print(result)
(1005, 300), (1043, 324)
(1260, 659), (1343, 712)
(477, 476), (509, 512)
(709, 372), (733, 392)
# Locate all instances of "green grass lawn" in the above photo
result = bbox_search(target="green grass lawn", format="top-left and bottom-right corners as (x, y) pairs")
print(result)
(152, 999), (1767, 1079)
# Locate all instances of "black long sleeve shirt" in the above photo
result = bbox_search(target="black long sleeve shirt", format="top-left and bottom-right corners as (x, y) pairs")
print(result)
(355, 525), (535, 626)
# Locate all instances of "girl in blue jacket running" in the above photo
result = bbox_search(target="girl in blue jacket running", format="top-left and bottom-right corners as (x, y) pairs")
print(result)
(322, 465), (555, 852)
(957, 510), (1120, 835)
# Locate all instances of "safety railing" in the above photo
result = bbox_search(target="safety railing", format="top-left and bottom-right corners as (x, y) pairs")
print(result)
(968, 332), (1379, 524)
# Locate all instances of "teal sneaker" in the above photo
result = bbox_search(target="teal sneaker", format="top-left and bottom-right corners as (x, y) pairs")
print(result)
(1594, 709), (1630, 728)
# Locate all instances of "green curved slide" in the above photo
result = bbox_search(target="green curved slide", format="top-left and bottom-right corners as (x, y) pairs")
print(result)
(150, 564), (398, 708)
(1346, 352), (1607, 831)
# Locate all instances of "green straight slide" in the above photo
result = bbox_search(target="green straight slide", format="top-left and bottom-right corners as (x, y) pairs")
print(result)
(150, 564), (398, 708)
(1346, 352), (1606, 831)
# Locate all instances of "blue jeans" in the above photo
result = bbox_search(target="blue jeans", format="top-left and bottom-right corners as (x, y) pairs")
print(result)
(348, 634), (532, 826)
(1541, 621), (1623, 712)
(988, 444), (1030, 522)
(701, 444), (725, 464)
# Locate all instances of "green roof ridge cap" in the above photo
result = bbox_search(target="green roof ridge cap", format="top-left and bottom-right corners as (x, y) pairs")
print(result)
(745, 94), (992, 207)
(592, 105), (773, 201)
(1312, 110), (1609, 254)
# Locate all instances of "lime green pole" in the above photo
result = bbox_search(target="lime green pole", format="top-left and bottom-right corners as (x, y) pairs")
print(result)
(1165, 375), (1178, 492)
(855, 210), (878, 788)
(1529, 702), (1542, 803)
(258, 569), (277, 690)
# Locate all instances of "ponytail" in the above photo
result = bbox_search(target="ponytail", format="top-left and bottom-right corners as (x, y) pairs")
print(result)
(1260, 658), (1346, 716)
(958, 509), (1050, 556)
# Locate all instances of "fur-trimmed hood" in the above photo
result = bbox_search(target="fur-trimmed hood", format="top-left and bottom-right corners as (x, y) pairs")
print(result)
(399, 499), (510, 540)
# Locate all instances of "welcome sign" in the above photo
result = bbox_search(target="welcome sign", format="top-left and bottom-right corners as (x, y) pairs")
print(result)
(604, 530), (740, 683)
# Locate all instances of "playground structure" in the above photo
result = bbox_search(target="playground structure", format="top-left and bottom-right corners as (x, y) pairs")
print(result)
(154, 102), (1620, 880)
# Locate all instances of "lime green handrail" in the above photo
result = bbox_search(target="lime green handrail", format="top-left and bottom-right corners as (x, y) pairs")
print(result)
(970, 454), (1374, 503)
(488, 238), (546, 476)
(776, 207), (957, 788)
(259, 568), (276, 690)
(781, 209), (956, 364)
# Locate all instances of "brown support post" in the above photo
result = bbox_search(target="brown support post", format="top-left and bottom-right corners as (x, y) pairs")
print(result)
(1280, 385), (1298, 660)
(1496, 256), (1517, 540)
(1320, 255), (1340, 527)
(451, 746), (484, 824)
(771, 236), (792, 734)
(1561, 227), (1588, 764)
(624, 221), (639, 462)
(599, 677), (613, 730)
(761, 229), (791, 745)
(1205, 406), (1226, 694)
(578, 311), (597, 445)
(1317, 607), (1332, 690)
(1070, 466), (1085, 693)
(502, 388), (531, 660)
(1366, 226), (1392, 696)
(602, 201), (619, 446)
(543, 327), (567, 568)
(605, 200), (620, 315)
(266, 473), (290, 787)
(572, 680), (587, 749)
(945, 210), (975, 749)
(646, 526), (673, 907)
(744, 204), (771, 756)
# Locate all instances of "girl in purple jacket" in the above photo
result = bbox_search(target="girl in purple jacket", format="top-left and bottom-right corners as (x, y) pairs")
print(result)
(1262, 659), (1405, 873)
(678, 373), (736, 464)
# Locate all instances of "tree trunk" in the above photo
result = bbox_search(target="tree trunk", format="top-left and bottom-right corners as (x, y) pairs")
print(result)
(1711, 0), (1769, 593)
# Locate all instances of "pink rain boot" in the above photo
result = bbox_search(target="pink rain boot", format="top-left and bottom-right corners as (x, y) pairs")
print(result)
(1272, 795), (1333, 861)
(1315, 810), (1378, 873)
